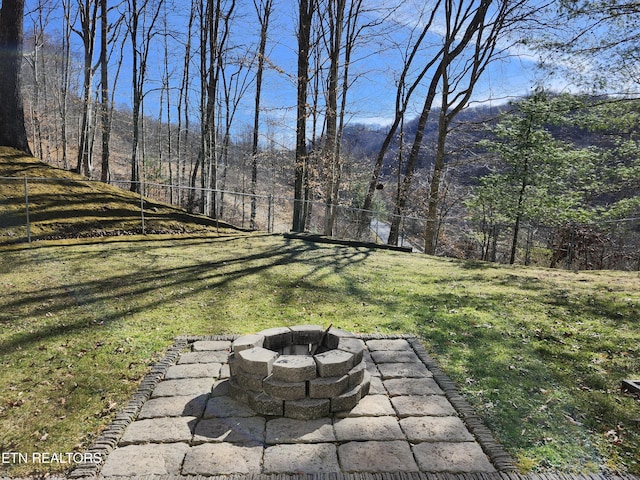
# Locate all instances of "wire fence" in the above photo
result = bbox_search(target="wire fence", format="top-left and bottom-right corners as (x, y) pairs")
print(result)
(109, 179), (421, 250)
(2, 175), (639, 270)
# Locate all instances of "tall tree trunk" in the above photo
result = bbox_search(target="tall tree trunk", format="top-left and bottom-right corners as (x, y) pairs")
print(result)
(387, 0), (494, 246)
(0, 0), (32, 154)
(59, 0), (73, 169)
(423, 0), (509, 254)
(387, 65), (443, 245)
(162, 8), (173, 202)
(250, 0), (272, 229)
(130, 0), (140, 192)
(177, 0), (195, 207)
(99, 0), (110, 182)
(129, 0), (162, 193)
(510, 155), (529, 264)
(293, 0), (314, 232)
(357, 1), (443, 236)
(322, 0), (345, 236)
(326, 0), (362, 237)
(76, 0), (98, 177)
(423, 108), (449, 253)
(203, 0), (221, 217)
(26, 11), (45, 160)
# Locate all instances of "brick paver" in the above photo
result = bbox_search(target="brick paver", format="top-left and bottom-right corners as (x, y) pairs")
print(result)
(334, 393), (395, 417)
(98, 443), (189, 477)
(384, 377), (443, 396)
(412, 441), (497, 472)
(263, 443), (340, 474)
(391, 394), (458, 417)
(150, 378), (215, 397)
(338, 440), (419, 472)
(181, 443), (263, 475)
(333, 416), (404, 441)
(265, 417), (336, 443)
(94, 336), (509, 478)
(138, 394), (208, 419)
(192, 416), (265, 444)
(192, 340), (232, 351)
(118, 417), (196, 445)
(165, 362), (222, 379)
(399, 415), (475, 442)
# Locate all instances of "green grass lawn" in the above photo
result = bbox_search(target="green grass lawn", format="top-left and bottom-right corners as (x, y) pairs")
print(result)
(1, 234), (639, 477)
(0, 147), (239, 244)
(1, 148), (639, 477)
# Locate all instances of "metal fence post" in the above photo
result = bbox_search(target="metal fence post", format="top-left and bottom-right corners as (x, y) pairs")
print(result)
(567, 226), (575, 269)
(268, 195), (273, 233)
(24, 176), (31, 243)
(139, 180), (146, 235)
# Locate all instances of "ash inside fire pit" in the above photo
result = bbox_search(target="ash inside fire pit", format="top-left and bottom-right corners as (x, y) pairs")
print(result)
(228, 325), (370, 420)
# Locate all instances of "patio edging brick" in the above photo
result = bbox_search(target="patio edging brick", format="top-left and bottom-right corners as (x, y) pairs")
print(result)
(71, 333), (524, 479)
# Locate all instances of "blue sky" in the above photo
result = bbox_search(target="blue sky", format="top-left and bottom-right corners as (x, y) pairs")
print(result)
(24, 0), (552, 148)
(234, 0), (549, 146)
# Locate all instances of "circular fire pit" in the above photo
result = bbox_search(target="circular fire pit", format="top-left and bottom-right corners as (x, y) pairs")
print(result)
(228, 325), (370, 420)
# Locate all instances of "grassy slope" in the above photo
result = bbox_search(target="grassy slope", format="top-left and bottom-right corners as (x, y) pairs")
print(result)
(0, 147), (241, 243)
(1, 149), (639, 477)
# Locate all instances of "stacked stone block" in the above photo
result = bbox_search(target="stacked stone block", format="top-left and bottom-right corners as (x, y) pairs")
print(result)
(228, 325), (370, 419)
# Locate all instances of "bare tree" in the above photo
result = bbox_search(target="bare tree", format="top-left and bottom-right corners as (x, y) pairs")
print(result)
(103, 5), (128, 179)
(25, 0), (86, 167)
(73, 0), (99, 177)
(421, 0), (521, 254)
(187, 0), (209, 212)
(0, 0), (32, 153)
(384, 0), (527, 247)
(219, 50), (254, 217)
(320, 0), (374, 235)
(126, 0), (163, 193)
(24, 1), (52, 160)
(320, 0), (346, 235)
(293, 0), (316, 232)
(186, 0), (237, 216)
(538, 0), (640, 92)
(176, 0), (196, 207)
(249, 0), (273, 229)
(157, 1), (173, 196)
(99, 0), (109, 181)
(97, 0), (129, 183)
(358, 0), (444, 231)
(56, 0), (75, 169)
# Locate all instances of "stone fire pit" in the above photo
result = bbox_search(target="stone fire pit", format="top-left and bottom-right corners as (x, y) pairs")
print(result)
(228, 325), (371, 420)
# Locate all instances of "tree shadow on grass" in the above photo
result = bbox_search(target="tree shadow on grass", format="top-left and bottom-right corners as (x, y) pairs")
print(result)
(0, 189), (243, 244)
(0, 236), (372, 354)
(403, 282), (640, 473)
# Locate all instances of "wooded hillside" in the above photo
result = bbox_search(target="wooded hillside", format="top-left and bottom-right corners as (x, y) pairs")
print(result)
(4, 0), (640, 269)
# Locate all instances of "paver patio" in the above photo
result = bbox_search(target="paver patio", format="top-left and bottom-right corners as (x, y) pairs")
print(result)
(71, 335), (519, 479)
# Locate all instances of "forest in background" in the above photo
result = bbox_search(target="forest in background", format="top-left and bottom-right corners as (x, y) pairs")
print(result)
(13, 0), (640, 270)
